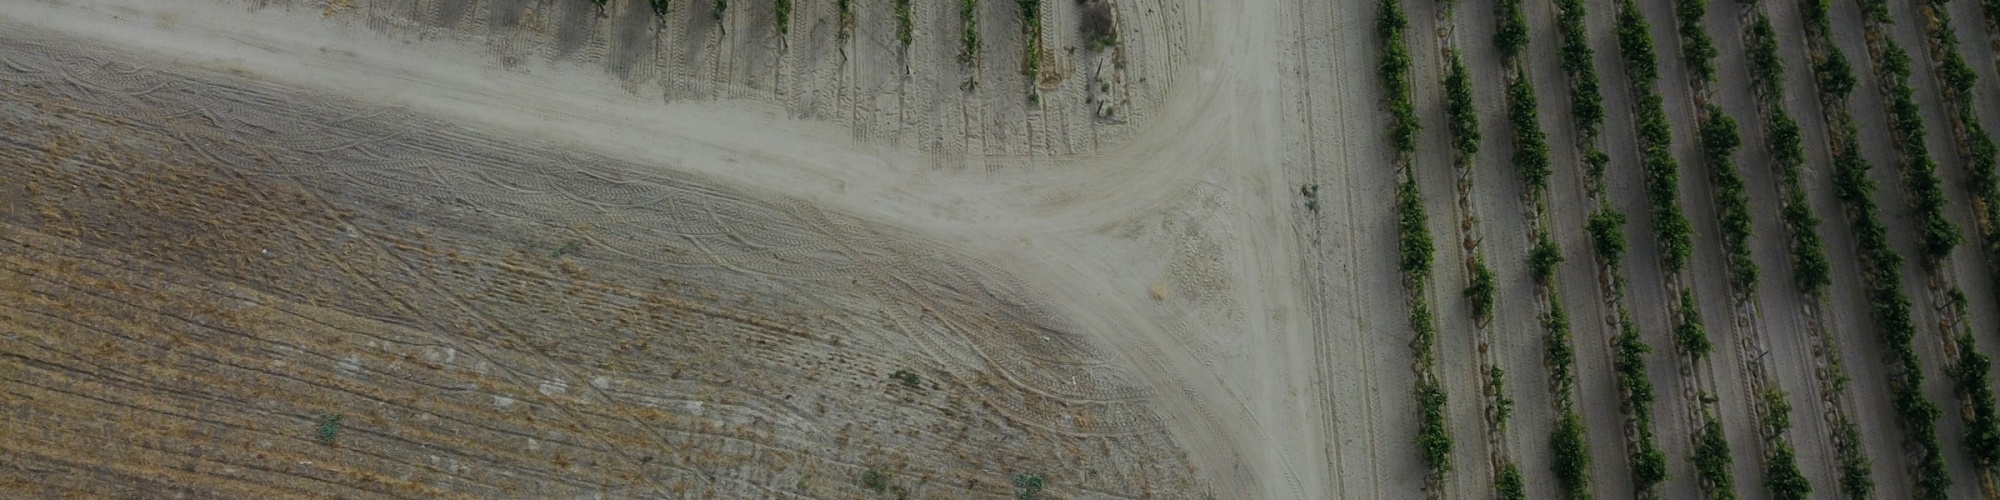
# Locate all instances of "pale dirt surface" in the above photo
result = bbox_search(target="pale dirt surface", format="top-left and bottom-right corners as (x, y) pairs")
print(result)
(9, 0), (2000, 497)
(0, 0), (1358, 498)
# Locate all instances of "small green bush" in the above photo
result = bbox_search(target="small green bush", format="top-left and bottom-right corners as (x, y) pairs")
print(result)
(1589, 205), (1627, 265)
(1530, 235), (1562, 285)
(1551, 409), (1591, 497)
(1464, 257), (1496, 321)
(316, 412), (344, 445)
(1497, 461), (1526, 500)
(1012, 472), (1045, 499)
(1674, 290), (1710, 359)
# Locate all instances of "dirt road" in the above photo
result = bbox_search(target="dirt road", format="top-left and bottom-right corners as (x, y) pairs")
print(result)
(0, 0), (1372, 497)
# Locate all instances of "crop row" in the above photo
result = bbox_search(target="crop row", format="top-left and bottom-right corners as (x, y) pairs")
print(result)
(1735, 11), (1824, 500)
(1747, 15), (1832, 294)
(1494, 0), (1590, 491)
(1793, 3), (1883, 496)
(1378, 0), (1451, 481)
(1872, 42), (1961, 263)
(1830, 128), (1951, 497)
(1552, 0), (1661, 493)
(1615, 0), (1695, 273)
(1910, 0), (2000, 469)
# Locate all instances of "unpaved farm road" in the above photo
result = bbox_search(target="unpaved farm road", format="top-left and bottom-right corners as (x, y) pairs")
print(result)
(0, 0), (1389, 498)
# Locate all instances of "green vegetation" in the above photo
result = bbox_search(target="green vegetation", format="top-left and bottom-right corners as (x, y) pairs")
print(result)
(961, 0), (980, 63)
(1954, 334), (2000, 465)
(1674, 289), (1709, 360)
(1489, 366), (1514, 425)
(1554, 0), (1604, 137)
(1588, 204), (1627, 266)
(1018, 0), (1045, 82)
(1379, 0), (1417, 153)
(1416, 381), (1452, 472)
(711, 0), (727, 22)
(1873, 43), (1960, 265)
(1699, 107), (1755, 288)
(1616, 1), (1692, 273)
(1830, 132), (1950, 499)
(1465, 257), (1495, 321)
(1551, 408), (1591, 497)
(776, 0), (791, 35)
(1398, 181), (1433, 275)
(1497, 462), (1526, 500)
(651, 0), (671, 17)
(1693, 412), (1736, 499)
(862, 468), (889, 492)
(1530, 235), (1562, 286)
(1615, 2), (1658, 87)
(1444, 52), (1479, 159)
(891, 369), (922, 388)
(897, 0), (913, 47)
(1612, 313), (1666, 490)
(837, 0), (852, 38)
(316, 411), (343, 445)
(1673, 0), (1717, 83)
(1761, 389), (1812, 499)
(1012, 472), (1045, 499)
(1796, 9), (1877, 495)
(1494, 0), (1528, 59)
(1544, 298), (1575, 393)
(1507, 74), (1551, 190)
(1747, 15), (1783, 97)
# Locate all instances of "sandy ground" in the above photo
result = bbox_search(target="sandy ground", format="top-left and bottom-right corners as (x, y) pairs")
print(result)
(0, 0), (1350, 497)
(10, 0), (2000, 497)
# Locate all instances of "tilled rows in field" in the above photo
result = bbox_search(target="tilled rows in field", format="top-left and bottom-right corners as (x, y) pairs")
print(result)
(0, 34), (1201, 497)
(1341, 0), (2000, 495)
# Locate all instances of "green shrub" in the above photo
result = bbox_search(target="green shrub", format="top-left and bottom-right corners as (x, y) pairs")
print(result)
(836, 0), (853, 38)
(1494, 0), (1529, 59)
(897, 0), (913, 46)
(961, 0), (980, 63)
(1445, 53), (1480, 159)
(1632, 437), (1668, 491)
(1489, 366), (1514, 425)
(711, 0), (727, 22)
(1674, 290), (1710, 359)
(1614, 314), (1654, 420)
(1544, 298), (1576, 392)
(1836, 420), (1874, 498)
(1417, 382), (1453, 472)
(1507, 75), (1551, 191)
(1748, 15), (1784, 96)
(1530, 235), (1562, 285)
(1464, 257), (1496, 321)
(316, 412), (343, 445)
(1551, 409), (1591, 498)
(1398, 180), (1433, 275)
(1589, 205), (1627, 265)
(651, 0), (671, 16)
(1616, 1), (1658, 86)
(1498, 461), (1526, 499)
(1012, 472), (1045, 499)
(1951, 334), (2000, 465)
(1674, 0), (1716, 83)
(1700, 109), (1755, 288)
(776, 0), (791, 34)
(1694, 413), (1736, 499)
(862, 468), (889, 492)
(1815, 48), (1855, 99)
(1766, 444), (1811, 499)
(891, 369), (922, 388)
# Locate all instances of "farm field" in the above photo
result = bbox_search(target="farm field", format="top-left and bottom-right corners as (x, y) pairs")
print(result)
(9, 0), (2000, 498)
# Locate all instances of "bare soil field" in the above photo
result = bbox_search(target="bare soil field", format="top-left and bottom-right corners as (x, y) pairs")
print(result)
(11, 0), (2000, 497)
